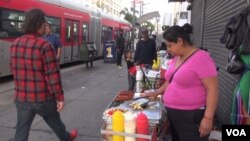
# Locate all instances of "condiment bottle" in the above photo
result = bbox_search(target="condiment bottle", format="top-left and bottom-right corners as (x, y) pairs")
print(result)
(124, 111), (136, 141)
(112, 110), (124, 141)
(152, 60), (158, 70)
(136, 112), (149, 141)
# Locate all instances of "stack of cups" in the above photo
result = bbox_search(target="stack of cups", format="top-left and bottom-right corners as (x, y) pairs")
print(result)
(124, 111), (136, 141)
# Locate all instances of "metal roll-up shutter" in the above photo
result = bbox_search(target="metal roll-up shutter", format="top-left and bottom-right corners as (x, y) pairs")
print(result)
(202, 0), (247, 124)
(190, 0), (204, 48)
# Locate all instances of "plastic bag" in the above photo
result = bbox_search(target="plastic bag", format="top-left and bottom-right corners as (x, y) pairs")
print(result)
(226, 53), (245, 74)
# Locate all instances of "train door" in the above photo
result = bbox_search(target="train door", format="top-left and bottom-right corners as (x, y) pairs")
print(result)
(64, 19), (80, 62)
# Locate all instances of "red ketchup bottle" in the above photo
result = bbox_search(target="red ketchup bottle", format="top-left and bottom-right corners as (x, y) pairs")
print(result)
(136, 112), (149, 141)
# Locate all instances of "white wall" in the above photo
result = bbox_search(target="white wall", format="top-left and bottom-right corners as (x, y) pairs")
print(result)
(176, 2), (190, 26)
(162, 13), (172, 26)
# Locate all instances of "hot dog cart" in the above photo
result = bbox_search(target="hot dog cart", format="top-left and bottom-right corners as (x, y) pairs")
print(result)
(100, 91), (167, 141)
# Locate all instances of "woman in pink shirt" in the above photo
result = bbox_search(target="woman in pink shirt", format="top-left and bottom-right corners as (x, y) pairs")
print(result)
(143, 23), (219, 141)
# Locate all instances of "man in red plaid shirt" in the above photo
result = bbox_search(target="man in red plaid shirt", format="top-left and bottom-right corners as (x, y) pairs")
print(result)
(10, 8), (77, 141)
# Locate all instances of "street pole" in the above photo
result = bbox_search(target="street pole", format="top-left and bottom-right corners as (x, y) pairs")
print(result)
(141, 1), (143, 16)
(140, 5), (142, 17)
(132, 0), (135, 52)
(156, 17), (159, 34)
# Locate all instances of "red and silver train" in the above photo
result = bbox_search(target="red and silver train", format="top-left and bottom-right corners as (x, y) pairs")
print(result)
(0, 0), (131, 77)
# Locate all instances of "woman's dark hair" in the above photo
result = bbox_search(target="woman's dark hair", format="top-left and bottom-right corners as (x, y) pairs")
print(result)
(163, 23), (193, 45)
(22, 8), (46, 34)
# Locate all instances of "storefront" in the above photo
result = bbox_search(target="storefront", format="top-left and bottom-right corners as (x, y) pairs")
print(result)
(189, 0), (249, 124)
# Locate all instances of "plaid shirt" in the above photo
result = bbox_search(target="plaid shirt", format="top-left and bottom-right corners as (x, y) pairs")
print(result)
(10, 34), (64, 102)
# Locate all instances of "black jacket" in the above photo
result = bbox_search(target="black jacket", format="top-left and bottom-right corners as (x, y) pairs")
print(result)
(220, 6), (250, 54)
(116, 36), (125, 51)
(134, 38), (157, 65)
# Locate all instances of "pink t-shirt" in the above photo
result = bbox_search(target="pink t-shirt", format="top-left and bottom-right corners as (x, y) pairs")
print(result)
(163, 50), (217, 110)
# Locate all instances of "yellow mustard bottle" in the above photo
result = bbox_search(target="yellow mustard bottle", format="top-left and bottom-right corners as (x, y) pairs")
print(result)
(112, 110), (124, 141)
(157, 57), (161, 70)
(152, 60), (158, 70)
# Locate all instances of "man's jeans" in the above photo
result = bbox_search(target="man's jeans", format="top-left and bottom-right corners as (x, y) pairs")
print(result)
(14, 100), (71, 141)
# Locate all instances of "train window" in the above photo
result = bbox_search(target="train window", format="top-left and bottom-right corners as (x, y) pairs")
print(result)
(114, 30), (118, 39)
(0, 9), (24, 38)
(73, 21), (79, 43)
(82, 23), (89, 42)
(102, 26), (112, 43)
(107, 27), (112, 40)
(46, 16), (61, 37)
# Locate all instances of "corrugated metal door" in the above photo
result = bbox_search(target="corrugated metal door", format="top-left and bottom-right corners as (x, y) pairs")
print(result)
(202, 0), (247, 124)
(190, 0), (204, 48)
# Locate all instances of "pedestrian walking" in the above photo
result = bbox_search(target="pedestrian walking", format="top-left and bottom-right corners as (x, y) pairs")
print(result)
(134, 28), (157, 67)
(142, 23), (219, 141)
(116, 31), (125, 68)
(10, 8), (77, 141)
(44, 22), (62, 62)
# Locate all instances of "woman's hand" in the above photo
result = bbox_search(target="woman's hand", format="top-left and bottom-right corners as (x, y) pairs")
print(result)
(199, 117), (213, 137)
(141, 92), (159, 100)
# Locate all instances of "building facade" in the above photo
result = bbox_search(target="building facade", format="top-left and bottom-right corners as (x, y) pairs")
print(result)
(84, 0), (122, 16)
(190, 0), (249, 126)
(162, 1), (191, 26)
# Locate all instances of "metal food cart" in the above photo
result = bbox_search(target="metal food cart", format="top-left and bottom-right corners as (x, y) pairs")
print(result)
(100, 91), (167, 141)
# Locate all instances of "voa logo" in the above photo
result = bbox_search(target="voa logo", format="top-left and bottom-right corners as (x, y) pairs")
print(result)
(226, 129), (246, 136)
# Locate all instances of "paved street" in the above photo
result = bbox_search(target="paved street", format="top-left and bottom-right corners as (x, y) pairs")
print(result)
(0, 60), (129, 141)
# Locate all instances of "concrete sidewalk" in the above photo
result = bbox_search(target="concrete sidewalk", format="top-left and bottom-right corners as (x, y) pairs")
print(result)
(0, 60), (129, 141)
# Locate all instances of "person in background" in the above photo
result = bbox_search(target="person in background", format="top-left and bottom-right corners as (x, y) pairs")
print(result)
(134, 28), (157, 67)
(116, 31), (125, 69)
(44, 22), (62, 61)
(10, 8), (77, 141)
(156, 25), (170, 51)
(142, 23), (219, 141)
(126, 38), (132, 51)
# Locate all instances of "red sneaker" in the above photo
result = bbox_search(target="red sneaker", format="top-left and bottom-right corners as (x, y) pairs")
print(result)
(69, 129), (78, 141)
